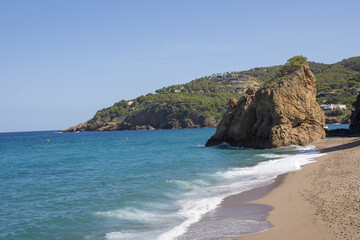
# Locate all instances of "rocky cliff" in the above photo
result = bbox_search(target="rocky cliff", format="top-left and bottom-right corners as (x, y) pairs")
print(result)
(350, 93), (360, 134)
(205, 63), (325, 149)
(62, 110), (217, 132)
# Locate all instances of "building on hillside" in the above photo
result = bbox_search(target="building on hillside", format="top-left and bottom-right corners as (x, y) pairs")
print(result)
(317, 91), (337, 97)
(333, 104), (347, 110)
(216, 80), (224, 83)
(316, 91), (325, 96)
(325, 91), (336, 97)
(320, 105), (333, 110)
(320, 104), (347, 110)
(239, 74), (251, 79)
(230, 73), (241, 79)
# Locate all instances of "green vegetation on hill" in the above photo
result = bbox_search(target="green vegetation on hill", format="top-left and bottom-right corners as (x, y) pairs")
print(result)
(317, 88), (358, 107)
(91, 92), (240, 124)
(155, 76), (219, 94)
(235, 66), (279, 82)
(341, 57), (360, 72)
(316, 63), (360, 91)
(308, 61), (331, 74)
(85, 56), (360, 128)
(314, 57), (360, 108)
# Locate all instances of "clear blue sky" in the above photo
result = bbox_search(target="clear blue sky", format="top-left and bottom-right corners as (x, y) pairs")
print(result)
(1, 0), (360, 132)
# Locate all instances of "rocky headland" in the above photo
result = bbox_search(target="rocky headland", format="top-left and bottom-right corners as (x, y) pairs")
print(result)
(62, 111), (216, 132)
(206, 62), (326, 149)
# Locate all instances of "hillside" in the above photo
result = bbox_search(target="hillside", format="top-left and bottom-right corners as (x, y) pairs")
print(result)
(62, 56), (360, 132)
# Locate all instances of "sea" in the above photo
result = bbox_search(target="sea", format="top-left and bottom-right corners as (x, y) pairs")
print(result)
(0, 124), (348, 240)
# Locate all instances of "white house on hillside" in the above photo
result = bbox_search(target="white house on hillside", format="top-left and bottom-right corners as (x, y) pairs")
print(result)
(320, 104), (347, 110)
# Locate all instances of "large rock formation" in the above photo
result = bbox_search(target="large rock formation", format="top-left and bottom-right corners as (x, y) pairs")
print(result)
(350, 93), (360, 134)
(206, 63), (325, 149)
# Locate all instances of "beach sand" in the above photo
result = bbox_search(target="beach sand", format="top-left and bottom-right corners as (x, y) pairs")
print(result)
(236, 137), (360, 240)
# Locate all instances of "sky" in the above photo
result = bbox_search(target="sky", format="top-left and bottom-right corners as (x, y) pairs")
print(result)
(1, 0), (360, 132)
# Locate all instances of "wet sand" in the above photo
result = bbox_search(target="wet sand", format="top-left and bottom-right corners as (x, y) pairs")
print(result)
(179, 176), (286, 240)
(237, 137), (360, 240)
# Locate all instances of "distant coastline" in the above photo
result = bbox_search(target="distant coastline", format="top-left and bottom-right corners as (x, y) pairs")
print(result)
(62, 56), (360, 133)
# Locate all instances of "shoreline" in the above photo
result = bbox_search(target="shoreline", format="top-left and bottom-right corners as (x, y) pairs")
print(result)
(178, 175), (286, 240)
(179, 175), (286, 239)
(235, 137), (360, 240)
(179, 144), (322, 239)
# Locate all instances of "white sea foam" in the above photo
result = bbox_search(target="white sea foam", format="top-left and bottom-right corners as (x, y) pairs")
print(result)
(217, 150), (321, 181)
(102, 146), (325, 240)
(293, 145), (317, 151)
(165, 180), (199, 191)
(257, 153), (284, 159)
(96, 207), (161, 224)
(157, 196), (223, 240)
(157, 146), (325, 240)
(105, 232), (130, 240)
(192, 179), (210, 187)
(106, 231), (152, 240)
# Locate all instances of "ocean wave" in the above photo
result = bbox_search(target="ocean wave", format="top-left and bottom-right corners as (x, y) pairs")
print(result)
(105, 231), (151, 240)
(165, 179), (210, 191)
(95, 207), (161, 224)
(257, 153), (285, 159)
(217, 142), (253, 150)
(215, 148), (323, 180)
(105, 231), (131, 240)
(165, 180), (199, 191)
(158, 196), (223, 240)
(102, 146), (325, 240)
(293, 145), (316, 151)
(159, 147), (325, 239)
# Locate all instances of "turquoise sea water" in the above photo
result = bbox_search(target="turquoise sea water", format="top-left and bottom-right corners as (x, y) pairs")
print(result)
(0, 126), (340, 240)
(325, 123), (349, 129)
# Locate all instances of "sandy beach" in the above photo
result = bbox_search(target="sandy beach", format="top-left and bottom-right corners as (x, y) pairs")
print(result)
(236, 137), (360, 240)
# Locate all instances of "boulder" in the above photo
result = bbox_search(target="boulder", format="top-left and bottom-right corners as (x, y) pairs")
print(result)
(206, 63), (325, 149)
(350, 93), (360, 134)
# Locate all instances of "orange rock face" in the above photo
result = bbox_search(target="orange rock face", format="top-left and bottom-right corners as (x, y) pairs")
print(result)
(206, 64), (325, 149)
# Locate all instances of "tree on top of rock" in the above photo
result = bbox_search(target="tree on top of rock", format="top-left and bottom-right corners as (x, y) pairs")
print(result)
(277, 55), (308, 77)
(264, 55), (308, 88)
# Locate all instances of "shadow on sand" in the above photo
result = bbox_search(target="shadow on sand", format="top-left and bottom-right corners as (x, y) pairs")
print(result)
(318, 138), (360, 153)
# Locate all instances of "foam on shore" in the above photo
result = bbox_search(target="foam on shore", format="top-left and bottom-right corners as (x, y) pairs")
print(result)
(103, 146), (324, 240)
